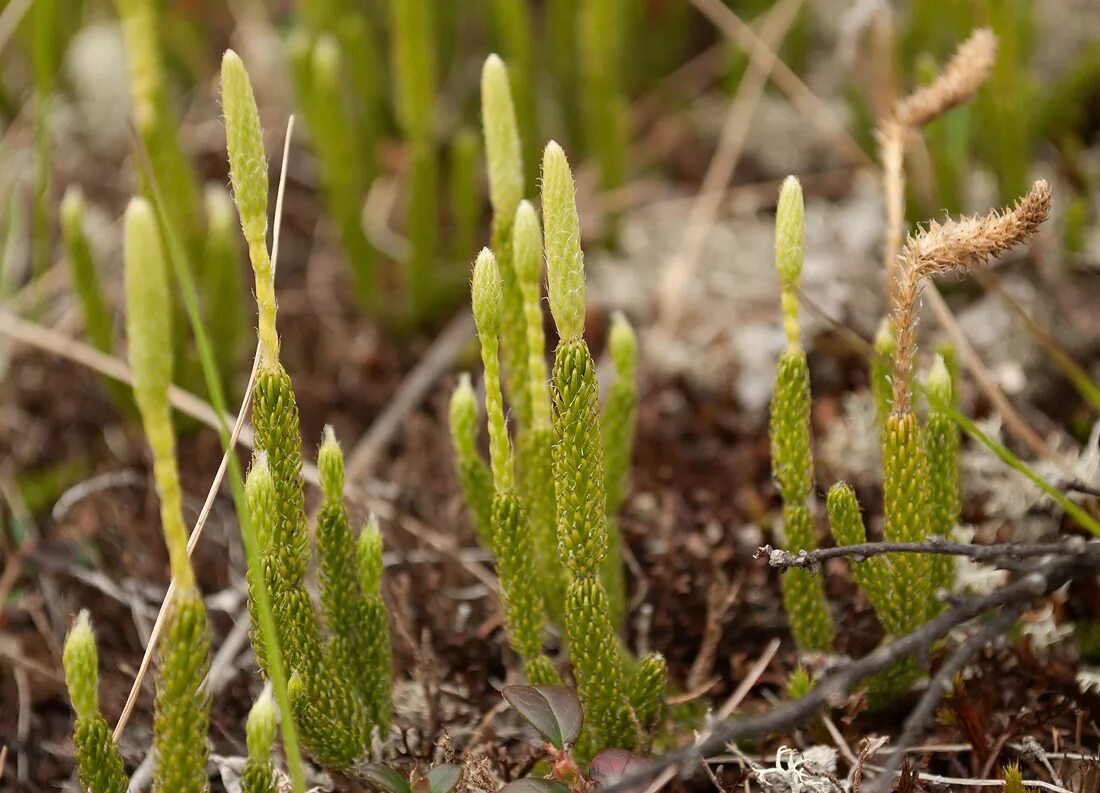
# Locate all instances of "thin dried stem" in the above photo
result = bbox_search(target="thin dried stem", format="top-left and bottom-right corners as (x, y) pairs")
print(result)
(890, 180), (1051, 414)
(656, 0), (804, 334)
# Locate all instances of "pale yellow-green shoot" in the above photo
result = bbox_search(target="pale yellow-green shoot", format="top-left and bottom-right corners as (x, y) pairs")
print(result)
(246, 683), (277, 758)
(775, 176), (805, 348)
(472, 249), (513, 491)
(318, 425), (344, 505)
(124, 197), (193, 590)
(221, 49), (278, 367)
(513, 199), (551, 431)
(542, 142), (585, 342)
(357, 517), (385, 596)
(609, 311), (637, 379)
(63, 610), (99, 721)
(927, 353), (952, 405)
(115, 0), (162, 132)
(481, 54), (524, 224)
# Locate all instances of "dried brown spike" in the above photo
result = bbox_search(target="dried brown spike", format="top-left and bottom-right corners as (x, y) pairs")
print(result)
(904, 179), (1051, 280)
(894, 27), (997, 128)
(890, 180), (1052, 415)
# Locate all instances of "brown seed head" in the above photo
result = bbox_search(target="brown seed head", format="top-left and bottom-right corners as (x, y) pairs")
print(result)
(890, 180), (1051, 415)
(894, 28), (997, 128)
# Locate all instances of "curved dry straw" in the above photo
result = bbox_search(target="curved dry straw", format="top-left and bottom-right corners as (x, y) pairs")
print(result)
(890, 180), (1051, 416)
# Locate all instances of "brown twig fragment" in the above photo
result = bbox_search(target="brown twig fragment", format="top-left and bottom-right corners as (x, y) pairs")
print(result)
(890, 180), (1051, 415)
(759, 536), (1088, 574)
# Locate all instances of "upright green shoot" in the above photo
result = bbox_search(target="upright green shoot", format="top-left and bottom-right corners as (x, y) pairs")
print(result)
(389, 0), (439, 317)
(769, 176), (834, 653)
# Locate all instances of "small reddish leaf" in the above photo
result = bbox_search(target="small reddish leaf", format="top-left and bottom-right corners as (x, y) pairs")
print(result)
(502, 685), (583, 749)
(497, 780), (571, 793)
(588, 749), (649, 792)
(428, 764), (463, 793)
(363, 764), (412, 793)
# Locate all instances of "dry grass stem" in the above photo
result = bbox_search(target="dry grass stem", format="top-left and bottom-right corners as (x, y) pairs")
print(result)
(891, 180), (1052, 414)
(656, 0), (804, 334)
(878, 28), (997, 302)
(689, 0), (872, 167)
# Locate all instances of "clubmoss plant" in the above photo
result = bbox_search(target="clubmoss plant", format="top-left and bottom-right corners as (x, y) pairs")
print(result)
(544, 141), (633, 751)
(472, 248), (559, 686)
(601, 312), (637, 631)
(114, 0), (201, 248)
(389, 0), (439, 317)
(223, 49), (393, 768)
(317, 429), (393, 727)
(579, 0), (628, 241)
(871, 319), (895, 429)
(291, 33), (377, 309)
(60, 188), (112, 357)
(242, 687), (278, 793)
(488, 0), (538, 188)
(449, 373), (494, 544)
(450, 128), (481, 264)
(924, 354), (961, 611)
(355, 517), (394, 726)
(769, 176), (834, 653)
(63, 611), (130, 793)
(450, 58), (659, 754)
(202, 185), (246, 384)
(125, 197), (212, 793)
(513, 199), (563, 620)
(60, 187), (132, 411)
(482, 54), (531, 432)
(823, 181), (1052, 701)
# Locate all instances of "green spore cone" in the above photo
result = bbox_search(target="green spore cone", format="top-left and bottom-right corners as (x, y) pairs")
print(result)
(221, 49), (278, 366)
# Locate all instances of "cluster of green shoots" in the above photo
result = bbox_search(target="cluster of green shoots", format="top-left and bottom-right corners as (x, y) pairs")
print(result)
(770, 29), (1052, 701)
(62, 47), (649, 790)
(62, 50), (397, 792)
(449, 56), (665, 759)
